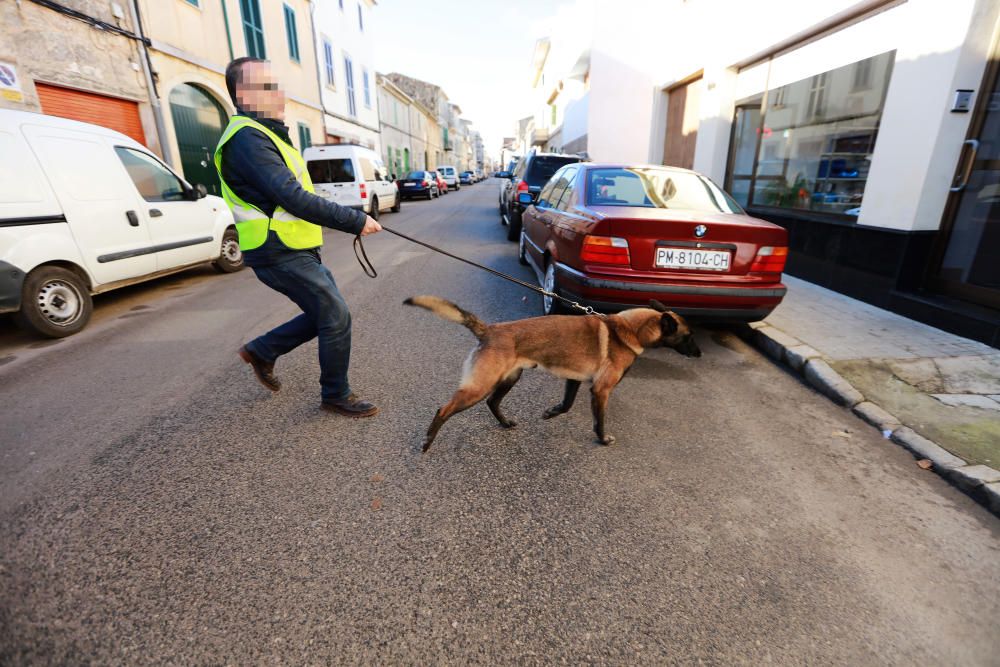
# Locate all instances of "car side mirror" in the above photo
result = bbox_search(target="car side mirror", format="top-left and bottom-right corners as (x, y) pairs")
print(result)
(517, 192), (534, 205)
(194, 183), (208, 199)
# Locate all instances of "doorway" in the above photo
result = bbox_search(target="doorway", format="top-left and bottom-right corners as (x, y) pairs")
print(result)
(168, 83), (227, 195)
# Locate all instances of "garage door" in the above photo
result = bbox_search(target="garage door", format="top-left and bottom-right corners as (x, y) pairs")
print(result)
(662, 76), (702, 170)
(35, 82), (146, 146)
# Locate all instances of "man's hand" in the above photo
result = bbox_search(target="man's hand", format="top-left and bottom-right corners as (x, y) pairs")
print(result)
(360, 215), (382, 236)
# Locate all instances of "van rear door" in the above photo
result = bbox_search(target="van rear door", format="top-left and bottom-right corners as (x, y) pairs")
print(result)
(22, 123), (156, 285)
(307, 155), (361, 208)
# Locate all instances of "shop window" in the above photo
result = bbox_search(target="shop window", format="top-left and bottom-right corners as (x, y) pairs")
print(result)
(731, 51), (895, 219)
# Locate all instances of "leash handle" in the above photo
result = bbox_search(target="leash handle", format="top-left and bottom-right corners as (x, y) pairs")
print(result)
(353, 234), (377, 278)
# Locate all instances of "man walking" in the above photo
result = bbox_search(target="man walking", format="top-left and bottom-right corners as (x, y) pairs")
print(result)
(215, 57), (382, 417)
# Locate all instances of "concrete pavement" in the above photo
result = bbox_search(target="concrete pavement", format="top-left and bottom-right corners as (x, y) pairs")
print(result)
(753, 275), (1000, 514)
(1, 182), (999, 664)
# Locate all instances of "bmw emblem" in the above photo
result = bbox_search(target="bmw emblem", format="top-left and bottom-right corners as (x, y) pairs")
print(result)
(694, 225), (707, 238)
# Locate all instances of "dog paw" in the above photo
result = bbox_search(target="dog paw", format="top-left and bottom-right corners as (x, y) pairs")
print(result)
(597, 434), (616, 446)
(542, 406), (564, 419)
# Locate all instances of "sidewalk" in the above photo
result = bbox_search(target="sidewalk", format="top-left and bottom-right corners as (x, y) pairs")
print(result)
(748, 275), (1000, 515)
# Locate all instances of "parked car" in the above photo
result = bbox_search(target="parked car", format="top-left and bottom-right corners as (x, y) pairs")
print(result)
(0, 110), (241, 338)
(459, 171), (475, 185)
(396, 170), (440, 200)
(475, 168), (485, 182)
(436, 165), (460, 190)
(518, 163), (788, 320)
(304, 143), (400, 220)
(433, 172), (449, 195)
(499, 151), (581, 241)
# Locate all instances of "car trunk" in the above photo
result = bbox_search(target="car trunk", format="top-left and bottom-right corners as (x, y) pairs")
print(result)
(597, 207), (787, 280)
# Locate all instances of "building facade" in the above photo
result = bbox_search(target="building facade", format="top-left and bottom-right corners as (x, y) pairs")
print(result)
(0, 1), (160, 153)
(312, 0), (380, 150)
(524, 0), (1000, 347)
(385, 72), (457, 170)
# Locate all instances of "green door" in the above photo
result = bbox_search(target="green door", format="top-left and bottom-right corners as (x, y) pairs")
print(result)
(169, 83), (227, 195)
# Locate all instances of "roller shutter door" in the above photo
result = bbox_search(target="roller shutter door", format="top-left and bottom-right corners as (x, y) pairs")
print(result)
(36, 82), (146, 146)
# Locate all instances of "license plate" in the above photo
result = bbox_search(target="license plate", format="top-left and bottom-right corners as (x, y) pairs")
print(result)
(655, 247), (731, 271)
(404, 182), (415, 186)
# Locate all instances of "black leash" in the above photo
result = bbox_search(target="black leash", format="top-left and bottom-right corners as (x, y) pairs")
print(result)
(353, 227), (597, 315)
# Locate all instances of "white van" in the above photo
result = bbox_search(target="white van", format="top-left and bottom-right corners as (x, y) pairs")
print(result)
(436, 165), (460, 190)
(303, 144), (400, 219)
(0, 110), (241, 338)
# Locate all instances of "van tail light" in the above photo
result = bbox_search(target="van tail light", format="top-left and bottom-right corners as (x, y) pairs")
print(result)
(516, 180), (529, 192)
(750, 246), (788, 275)
(359, 182), (367, 199)
(581, 236), (630, 266)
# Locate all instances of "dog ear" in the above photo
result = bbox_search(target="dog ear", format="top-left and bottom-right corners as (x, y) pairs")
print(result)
(649, 299), (668, 313)
(661, 312), (678, 335)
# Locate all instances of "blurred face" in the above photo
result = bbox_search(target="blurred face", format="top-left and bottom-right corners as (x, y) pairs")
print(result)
(236, 61), (285, 121)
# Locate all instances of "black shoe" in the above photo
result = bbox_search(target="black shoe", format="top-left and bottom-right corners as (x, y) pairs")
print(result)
(321, 394), (379, 418)
(238, 345), (280, 391)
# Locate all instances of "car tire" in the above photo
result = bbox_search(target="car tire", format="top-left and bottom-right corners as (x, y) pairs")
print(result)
(391, 193), (401, 212)
(542, 260), (565, 316)
(426, 189), (433, 200)
(15, 265), (93, 338)
(213, 227), (244, 273)
(518, 229), (529, 266)
(369, 197), (380, 220)
(506, 209), (521, 241)
(500, 201), (507, 225)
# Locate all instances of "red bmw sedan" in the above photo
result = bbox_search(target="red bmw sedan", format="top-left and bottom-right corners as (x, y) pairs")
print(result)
(518, 164), (788, 320)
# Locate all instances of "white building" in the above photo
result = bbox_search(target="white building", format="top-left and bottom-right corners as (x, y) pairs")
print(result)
(524, 0), (1000, 347)
(311, 0), (380, 150)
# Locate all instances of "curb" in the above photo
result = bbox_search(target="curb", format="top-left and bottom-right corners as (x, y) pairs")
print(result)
(746, 322), (1000, 518)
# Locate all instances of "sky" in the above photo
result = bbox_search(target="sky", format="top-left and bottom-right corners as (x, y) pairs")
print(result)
(372, 0), (574, 161)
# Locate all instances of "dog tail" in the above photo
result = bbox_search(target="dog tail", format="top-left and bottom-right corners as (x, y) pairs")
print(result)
(404, 295), (488, 340)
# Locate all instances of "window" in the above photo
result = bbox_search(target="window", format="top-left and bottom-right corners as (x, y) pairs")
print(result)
(344, 55), (356, 116)
(297, 122), (312, 151)
(239, 0), (266, 59)
(357, 3), (364, 31)
(307, 158), (355, 184)
(183, 0), (200, 6)
(554, 167), (579, 211)
(586, 167), (742, 213)
(363, 69), (371, 108)
(323, 39), (334, 87)
(737, 50), (896, 218)
(283, 4), (300, 62)
(546, 169), (573, 210)
(359, 158), (375, 181)
(115, 147), (187, 202)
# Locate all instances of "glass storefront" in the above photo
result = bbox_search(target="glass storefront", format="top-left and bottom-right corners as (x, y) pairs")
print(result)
(726, 51), (895, 219)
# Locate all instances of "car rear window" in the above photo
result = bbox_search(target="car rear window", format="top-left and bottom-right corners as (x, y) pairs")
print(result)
(307, 158), (355, 184)
(525, 156), (579, 186)
(406, 171), (425, 179)
(585, 167), (743, 213)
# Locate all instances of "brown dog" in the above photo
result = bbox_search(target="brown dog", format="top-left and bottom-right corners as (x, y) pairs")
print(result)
(404, 296), (702, 451)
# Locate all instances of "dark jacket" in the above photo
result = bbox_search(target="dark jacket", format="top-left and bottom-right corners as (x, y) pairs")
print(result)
(220, 111), (366, 267)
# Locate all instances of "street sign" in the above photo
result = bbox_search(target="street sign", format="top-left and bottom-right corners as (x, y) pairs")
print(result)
(0, 62), (24, 103)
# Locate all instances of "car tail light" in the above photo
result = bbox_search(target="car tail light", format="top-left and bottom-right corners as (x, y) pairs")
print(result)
(581, 236), (630, 265)
(422, 180), (429, 186)
(516, 180), (529, 192)
(359, 182), (367, 199)
(750, 246), (788, 274)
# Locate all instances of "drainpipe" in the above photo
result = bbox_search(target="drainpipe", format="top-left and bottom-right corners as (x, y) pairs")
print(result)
(128, 0), (173, 166)
(219, 0), (234, 61)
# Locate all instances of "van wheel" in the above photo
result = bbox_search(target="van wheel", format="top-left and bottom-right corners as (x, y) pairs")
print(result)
(213, 227), (244, 273)
(369, 197), (380, 220)
(391, 193), (401, 212)
(15, 266), (93, 338)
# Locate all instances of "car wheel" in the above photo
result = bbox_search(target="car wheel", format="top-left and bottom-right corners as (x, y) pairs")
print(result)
(369, 196), (379, 220)
(391, 193), (401, 212)
(426, 189), (433, 200)
(15, 265), (93, 338)
(518, 228), (529, 266)
(500, 201), (507, 225)
(506, 209), (521, 241)
(213, 227), (244, 273)
(542, 260), (564, 316)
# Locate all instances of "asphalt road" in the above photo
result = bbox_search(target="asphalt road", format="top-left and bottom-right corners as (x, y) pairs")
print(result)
(1, 182), (998, 665)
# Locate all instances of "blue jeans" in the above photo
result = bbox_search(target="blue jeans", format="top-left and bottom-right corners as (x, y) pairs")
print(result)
(245, 252), (353, 401)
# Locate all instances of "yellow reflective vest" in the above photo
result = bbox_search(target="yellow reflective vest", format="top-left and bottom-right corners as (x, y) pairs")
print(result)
(214, 115), (323, 252)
